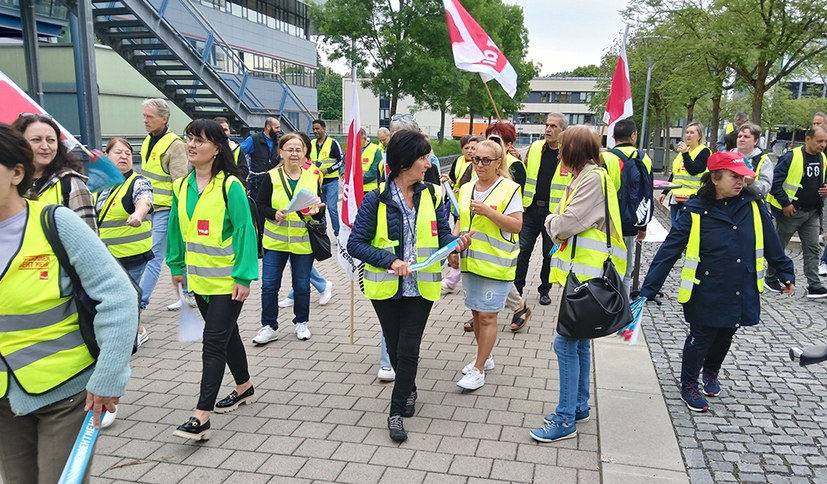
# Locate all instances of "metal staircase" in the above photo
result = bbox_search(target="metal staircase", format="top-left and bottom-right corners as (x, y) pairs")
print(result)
(90, 0), (315, 132)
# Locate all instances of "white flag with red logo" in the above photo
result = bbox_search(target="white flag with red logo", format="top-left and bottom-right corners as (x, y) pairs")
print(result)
(444, 0), (518, 98)
(603, 26), (633, 148)
(0, 69), (80, 150)
(337, 77), (364, 279)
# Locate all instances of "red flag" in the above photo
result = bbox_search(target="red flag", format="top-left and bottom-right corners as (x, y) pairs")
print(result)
(337, 78), (364, 278)
(0, 69), (80, 150)
(603, 26), (633, 147)
(443, 0), (518, 98)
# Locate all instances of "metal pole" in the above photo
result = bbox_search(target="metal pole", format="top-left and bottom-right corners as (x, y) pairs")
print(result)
(20, 0), (43, 106)
(638, 60), (654, 152)
(70, 0), (102, 150)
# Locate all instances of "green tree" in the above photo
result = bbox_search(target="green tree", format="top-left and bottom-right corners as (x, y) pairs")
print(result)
(551, 64), (601, 77)
(316, 69), (343, 121)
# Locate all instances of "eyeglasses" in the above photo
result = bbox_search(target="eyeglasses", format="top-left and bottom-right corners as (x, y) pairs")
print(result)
(185, 135), (212, 147)
(281, 148), (304, 155)
(391, 113), (415, 122)
(471, 156), (497, 166)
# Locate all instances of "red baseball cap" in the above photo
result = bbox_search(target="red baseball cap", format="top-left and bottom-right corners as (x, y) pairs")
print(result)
(707, 151), (755, 177)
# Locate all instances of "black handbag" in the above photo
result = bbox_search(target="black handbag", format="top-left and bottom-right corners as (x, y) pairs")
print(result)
(278, 169), (331, 261)
(556, 173), (632, 339)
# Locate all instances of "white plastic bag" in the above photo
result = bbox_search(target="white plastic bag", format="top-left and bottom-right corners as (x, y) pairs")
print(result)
(178, 284), (204, 342)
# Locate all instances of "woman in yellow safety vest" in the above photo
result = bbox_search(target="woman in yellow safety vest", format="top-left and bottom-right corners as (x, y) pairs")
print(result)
(530, 125), (627, 444)
(659, 121), (711, 225)
(0, 124), (136, 482)
(253, 133), (325, 346)
(639, 151), (795, 413)
(348, 130), (472, 444)
(13, 113), (97, 232)
(448, 140), (523, 391)
(166, 119), (259, 441)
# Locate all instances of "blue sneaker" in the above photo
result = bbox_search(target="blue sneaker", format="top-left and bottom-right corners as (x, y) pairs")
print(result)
(681, 385), (710, 412)
(702, 372), (721, 397)
(544, 408), (589, 425)
(529, 419), (576, 443)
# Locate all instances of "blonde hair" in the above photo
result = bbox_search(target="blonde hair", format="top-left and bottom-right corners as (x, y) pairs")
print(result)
(475, 140), (511, 179)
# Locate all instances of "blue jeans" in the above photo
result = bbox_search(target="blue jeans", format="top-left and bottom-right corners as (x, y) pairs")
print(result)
(139, 210), (169, 308)
(379, 333), (391, 368)
(287, 266), (327, 299)
(321, 179), (339, 237)
(552, 334), (591, 424)
(125, 261), (148, 286)
(261, 249), (313, 328)
(821, 243), (827, 264)
(623, 235), (636, 296)
(670, 204), (683, 226)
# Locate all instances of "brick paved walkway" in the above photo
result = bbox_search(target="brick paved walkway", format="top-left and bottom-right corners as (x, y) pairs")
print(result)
(89, 242), (603, 483)
(641, 209), (827, 484)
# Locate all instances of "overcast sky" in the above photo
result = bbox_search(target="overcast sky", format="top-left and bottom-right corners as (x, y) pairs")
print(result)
(524, 0), (627, 74)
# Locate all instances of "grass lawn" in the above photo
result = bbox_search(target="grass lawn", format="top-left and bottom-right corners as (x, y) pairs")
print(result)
(431, 139), (461, 157)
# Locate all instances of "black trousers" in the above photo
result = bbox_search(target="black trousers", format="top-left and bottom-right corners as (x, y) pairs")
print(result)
(680, 322), (737, 388)
(195, 294), (250, 411)
(515, 203), (552, 295)
(372, 297), (433, 416)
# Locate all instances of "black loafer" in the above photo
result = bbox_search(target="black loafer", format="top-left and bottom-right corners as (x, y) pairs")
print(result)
(173, 417), (211, 441)
(214, 386), (255, 414)
(403, 391), (417, 417)
(539, 293), (552, 306)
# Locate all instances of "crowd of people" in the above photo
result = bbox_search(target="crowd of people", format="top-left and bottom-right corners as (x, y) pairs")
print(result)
(1, 97), (826, 480)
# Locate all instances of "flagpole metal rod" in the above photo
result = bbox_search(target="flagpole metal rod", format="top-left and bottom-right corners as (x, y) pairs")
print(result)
(349, 37), (357, 346)
(482, 80), (502, 121)
(349, 280), (355, 345)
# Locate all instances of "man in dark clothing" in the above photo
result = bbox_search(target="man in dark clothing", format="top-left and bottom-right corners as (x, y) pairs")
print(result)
(241, 117), (281, 199)
(766, 126), (827, 298)
(514, 113), (567, 305)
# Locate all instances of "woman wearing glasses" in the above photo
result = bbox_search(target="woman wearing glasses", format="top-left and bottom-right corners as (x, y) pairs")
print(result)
(253, 133), (325, 344)
(166, 119), (259, 440)
(13, 113), (97, 231)
(348, 130), (472, 443)
(448, 140), (523, 390)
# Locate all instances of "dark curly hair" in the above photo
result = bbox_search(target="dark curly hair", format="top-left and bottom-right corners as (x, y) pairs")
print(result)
(12, 114), (84, 180)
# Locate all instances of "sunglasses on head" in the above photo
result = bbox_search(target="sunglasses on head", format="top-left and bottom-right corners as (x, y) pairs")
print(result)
(391, 113), (415, 122)
(487, 135), (503, 144)
(19, 112), (54, 122)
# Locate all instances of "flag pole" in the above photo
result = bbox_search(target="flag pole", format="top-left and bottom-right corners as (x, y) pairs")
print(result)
(482, 78), (503, 121)
(350, 279), (355, 345)
(349, 38), (357, 345)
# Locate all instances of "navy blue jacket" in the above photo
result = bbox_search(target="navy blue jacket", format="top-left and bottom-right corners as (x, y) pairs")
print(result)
(348, 181), (456, 299)
(640, 192), (794, 328)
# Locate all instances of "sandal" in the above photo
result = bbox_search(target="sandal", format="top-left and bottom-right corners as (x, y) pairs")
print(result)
(463, 318), (474, 332)
(510, 306), (531, 332)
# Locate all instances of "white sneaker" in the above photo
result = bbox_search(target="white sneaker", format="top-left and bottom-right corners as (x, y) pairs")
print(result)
(166, 299), (182, 311)
(101, 406), (117, 429)
(137, 327), (149, 348)
(252, 326), (279, 345)
(441, 281), (458, 294)
(319, 281), (333, 305)
(377, 367), (396, 381)
(820, 262), (827, 277)
(278, 297), (294, 308)
(457, 366), (485, 390)
(166, 293), (197, 310)
(462, 355), (495, 375)
(295, 322), (311, 341)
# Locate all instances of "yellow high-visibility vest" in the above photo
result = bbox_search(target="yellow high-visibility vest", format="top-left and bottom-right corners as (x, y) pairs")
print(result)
(140, 131), (182, 207)
(311, 137), (338, 181)
(0, 200), (95, 397)
(262, 167), (320, 254)
(362, 143), (383, 192)
(459, 178), (521, 281)
(548, 168), (627, 285)
(97, 172), (152, 259)
(670, 144), (710, 198)
(767, 147), (827, 209)
(678, 201), (764, 302)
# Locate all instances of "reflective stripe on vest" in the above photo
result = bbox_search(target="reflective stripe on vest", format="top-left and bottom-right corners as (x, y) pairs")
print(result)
(362, 143), (382, 192)
(670, 144), (710, 198)
(767, 147), (827, 209)
(458, 178), (521, 280)
(547, 168), (627, 285)
(311, 137), (338, 180)
(548, 165), (573, 214)
(140, 131), (182, 207)
(677, 201), (764, 303)
(522, 139), (546, 206)
(175, 172), (240, 295)
(262, 167), (320, 254)
(363, 184), (442, 301)
(97, 172), (153, 259)
(0, 200), (95, 397)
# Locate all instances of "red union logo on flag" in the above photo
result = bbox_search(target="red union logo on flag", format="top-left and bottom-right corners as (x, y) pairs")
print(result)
(443, 0), (518, 98)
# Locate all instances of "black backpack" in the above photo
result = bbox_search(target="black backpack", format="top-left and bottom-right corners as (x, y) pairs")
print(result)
(608, 148), (654, 232)
(41, 204), (139, 359)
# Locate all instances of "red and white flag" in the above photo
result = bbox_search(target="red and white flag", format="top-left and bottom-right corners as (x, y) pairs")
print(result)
(337, 77), (364, 278)
(444, 0), (518, 98)
(0, 68), (80, 150)
(603, 26), (633, 148)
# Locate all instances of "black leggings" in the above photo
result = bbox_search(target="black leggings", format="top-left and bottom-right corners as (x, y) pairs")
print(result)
(372, 296), (433, 416)
(195, 294), (250, 411)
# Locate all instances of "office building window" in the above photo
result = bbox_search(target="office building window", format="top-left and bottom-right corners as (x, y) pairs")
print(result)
(379, 96), (390, 128)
